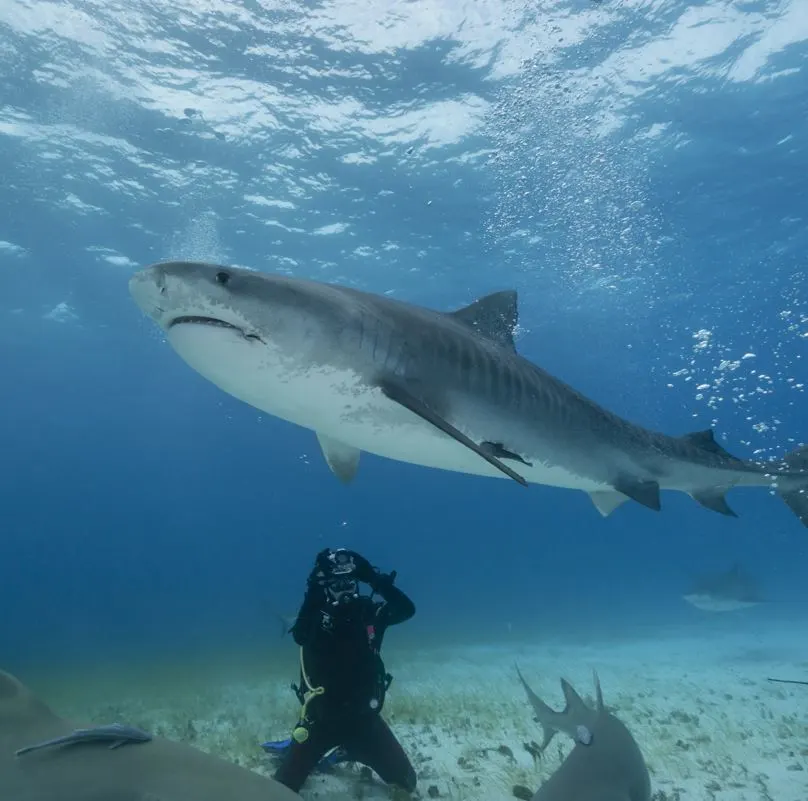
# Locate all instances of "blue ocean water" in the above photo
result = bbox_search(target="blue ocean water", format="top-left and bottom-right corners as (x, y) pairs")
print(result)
(1, 0), (806, 685)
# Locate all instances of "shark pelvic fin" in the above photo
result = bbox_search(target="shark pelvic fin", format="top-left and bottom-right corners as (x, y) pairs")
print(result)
(613, 476), (661, 511)
(379, 380), (528, 486)
(588, 490), (630, 517)
(316, 433), (361, 483)
(448, 290), (519, 351)
(690, 488), (737, 517)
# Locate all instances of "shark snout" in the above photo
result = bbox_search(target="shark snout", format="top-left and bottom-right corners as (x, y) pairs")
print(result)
(129, 265), (167, 319)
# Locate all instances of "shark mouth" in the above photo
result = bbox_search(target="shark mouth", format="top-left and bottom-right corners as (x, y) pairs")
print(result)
(169, 315), (240, 331)
(168, 316), (263, 342)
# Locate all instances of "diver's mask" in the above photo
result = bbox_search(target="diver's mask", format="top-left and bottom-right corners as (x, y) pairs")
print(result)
(324, 576), (359, 606)
(325, 548), (355, 575)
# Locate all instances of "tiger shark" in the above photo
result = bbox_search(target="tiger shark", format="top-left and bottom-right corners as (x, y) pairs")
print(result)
(128, 260), (808, 525)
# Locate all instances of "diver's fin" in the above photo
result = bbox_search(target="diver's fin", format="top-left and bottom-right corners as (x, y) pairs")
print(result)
(588, 490), (630, 517)
(481, 441), (533, 467)
(261, 738), (293, 753)
(613, 476), (661, 511)
(316, 433), (360, 483)
(448, 290), (519, 351)
(690, 489), (737, 517)
(379, 380), (528, 486)
(779, 444), (808, 528)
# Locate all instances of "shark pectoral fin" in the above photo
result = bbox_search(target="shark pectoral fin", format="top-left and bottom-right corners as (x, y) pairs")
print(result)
(613, 477), (661, 511)
(379, 380), (528, 486)
(690, 489), (737, 517)
(588, 490), (630, 517)
(316, 434), (360, 483)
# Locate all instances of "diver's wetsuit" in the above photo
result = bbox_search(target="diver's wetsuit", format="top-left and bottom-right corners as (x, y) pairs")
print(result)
(273, 572), (417, 793)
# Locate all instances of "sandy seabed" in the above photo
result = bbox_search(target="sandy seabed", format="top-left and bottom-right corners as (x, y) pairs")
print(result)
(41, 615), (808, 801)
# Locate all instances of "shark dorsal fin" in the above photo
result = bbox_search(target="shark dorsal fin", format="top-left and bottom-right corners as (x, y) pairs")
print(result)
(593, 670), (604, 711)
(560, 678), (590, 718)
(449, 290), (518, 351)
(681, 428), (735, 459)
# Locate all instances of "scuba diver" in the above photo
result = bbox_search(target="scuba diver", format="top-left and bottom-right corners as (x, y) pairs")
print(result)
(267, 547), (417, 794)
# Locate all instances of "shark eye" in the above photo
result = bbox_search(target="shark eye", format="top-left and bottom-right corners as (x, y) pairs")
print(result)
(214, 271), (231, 286)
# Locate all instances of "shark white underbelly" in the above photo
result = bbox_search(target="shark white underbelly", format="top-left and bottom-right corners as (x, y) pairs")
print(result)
(168, 325), (604, 490)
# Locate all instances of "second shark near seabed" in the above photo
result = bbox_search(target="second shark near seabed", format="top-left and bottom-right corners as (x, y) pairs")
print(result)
(515, 666), (651, 801)
(0, 668), (305, 801)
(682, 563), (765, 612)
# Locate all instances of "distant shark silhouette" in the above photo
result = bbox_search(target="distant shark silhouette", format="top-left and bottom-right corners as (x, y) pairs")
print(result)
(0, 668), (305, 801)
(515, 665), (651, 801)
(682, 563), (764, 612)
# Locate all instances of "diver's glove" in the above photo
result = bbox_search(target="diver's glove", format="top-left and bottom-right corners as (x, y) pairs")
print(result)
(369, 570), (397, 593)
(350, 552), (378, 584)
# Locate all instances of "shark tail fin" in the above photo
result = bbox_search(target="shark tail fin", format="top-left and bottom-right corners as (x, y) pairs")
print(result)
(779, 444), (808, 528)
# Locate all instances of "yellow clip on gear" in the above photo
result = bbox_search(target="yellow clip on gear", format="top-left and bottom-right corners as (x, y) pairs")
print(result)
(292, 647), (324, 744)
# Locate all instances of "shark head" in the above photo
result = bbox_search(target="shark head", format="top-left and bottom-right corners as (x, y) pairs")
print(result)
(129, 260), (323, 348)
(128, 261), (358, 416)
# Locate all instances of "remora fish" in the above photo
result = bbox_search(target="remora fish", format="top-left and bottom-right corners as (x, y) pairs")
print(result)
(15, 723), (152, 757)
(128, 261), (808, 525)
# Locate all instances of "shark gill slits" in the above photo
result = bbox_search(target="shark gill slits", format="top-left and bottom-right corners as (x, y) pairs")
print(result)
(443, 331), (459, 370)
(500, 362), (513, 405)
(458, 347), (473, 385)
(492, 358), (508, 404)
(516, 373), (529, 409)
